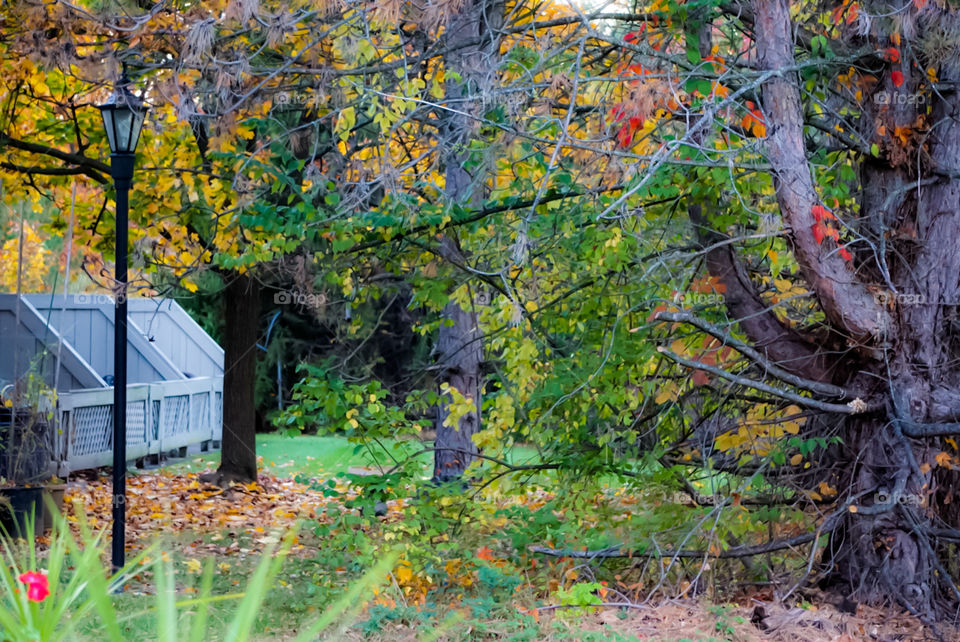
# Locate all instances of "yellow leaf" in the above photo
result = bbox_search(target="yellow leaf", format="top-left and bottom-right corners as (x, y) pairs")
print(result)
(790, 454), (803, 466)
(395, 564), (412, 584)
(655, 383), (679, 404)
(335, 106), (356, 142)
(773, 278), (793, 292)
(936, 451), (954, 469)
(818, 482), (837, 497)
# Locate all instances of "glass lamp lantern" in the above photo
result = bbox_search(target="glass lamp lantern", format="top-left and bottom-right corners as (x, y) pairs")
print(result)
(97, 72), (147, 156)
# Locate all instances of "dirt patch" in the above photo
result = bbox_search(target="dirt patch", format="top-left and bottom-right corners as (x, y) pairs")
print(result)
(339, 598), (946, 641)
(571, 598), (942, 641)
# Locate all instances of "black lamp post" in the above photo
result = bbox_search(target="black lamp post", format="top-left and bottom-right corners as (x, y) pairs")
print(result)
(97, 69), (147, 572)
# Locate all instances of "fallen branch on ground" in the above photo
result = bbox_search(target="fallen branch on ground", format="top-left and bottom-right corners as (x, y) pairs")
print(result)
(530, 528), (830, 560)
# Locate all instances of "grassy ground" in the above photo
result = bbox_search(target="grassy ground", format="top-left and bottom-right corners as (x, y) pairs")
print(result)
(55, 434), (932, 641)
(163, 433), (422, 476)
(164, 432), (541, 479)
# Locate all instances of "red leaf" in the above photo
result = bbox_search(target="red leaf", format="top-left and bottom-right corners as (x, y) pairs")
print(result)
(812, 222), (826, 245)
(624, 32), (638, 43)
(891, 71), (905, 87)
(832, 2), (859, 26)
(692, 370), (710, 386)
(647, 303), (667, 322)
(882, 47), (900, 63)
(838, 247), (853, 262)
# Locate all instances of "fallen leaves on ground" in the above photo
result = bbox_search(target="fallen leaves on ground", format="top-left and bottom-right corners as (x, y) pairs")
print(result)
(62, 471), (345, 554)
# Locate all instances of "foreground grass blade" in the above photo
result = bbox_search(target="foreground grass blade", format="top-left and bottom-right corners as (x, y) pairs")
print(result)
(187, 556), (217, 642)
(222, 525), (299, 642)
(292, 551), (398, 642)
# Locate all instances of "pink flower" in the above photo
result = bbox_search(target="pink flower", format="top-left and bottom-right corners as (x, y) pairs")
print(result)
(18, 571), (49, 603)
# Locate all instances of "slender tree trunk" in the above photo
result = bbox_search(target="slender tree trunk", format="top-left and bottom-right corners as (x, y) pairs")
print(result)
(433, 239), (484, 481)
(216, 272), (261, 483)
(432, 0), (502, 481)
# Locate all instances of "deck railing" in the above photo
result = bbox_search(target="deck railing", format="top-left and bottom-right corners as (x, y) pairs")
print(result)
(53, 377), (223, 475)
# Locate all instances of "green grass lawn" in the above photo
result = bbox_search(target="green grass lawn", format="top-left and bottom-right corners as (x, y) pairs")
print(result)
(164, 432), (542, 479)
(163, 433), (426, 476)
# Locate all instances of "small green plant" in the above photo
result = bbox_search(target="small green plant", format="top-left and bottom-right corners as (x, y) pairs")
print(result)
(707, 604), (745, 640)
(0, 501), (400, 642)
(554, 581), (604, 616)
(0, 506), (148, 642)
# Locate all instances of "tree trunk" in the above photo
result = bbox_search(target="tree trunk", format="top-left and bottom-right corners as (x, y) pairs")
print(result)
(827, 412), (936, 613)
(745, 0), (960, 615)
(431, 0), (502, 481)
(216, 272), (261, 483)
(433, 269), (484, 481)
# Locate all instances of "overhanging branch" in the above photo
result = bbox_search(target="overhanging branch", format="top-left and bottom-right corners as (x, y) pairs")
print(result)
(656, 311), (852, 399)
(656, 346), (869, 414)
(530, 527), (830, 560)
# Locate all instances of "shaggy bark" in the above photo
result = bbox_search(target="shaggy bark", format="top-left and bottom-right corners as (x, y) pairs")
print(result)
(745, 0), (960, 616)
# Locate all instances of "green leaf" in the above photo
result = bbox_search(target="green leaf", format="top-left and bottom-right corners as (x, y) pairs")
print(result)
(335, 107), (356, 142)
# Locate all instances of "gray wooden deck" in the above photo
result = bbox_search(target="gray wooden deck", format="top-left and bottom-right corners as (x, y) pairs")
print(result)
(0, 294), (224, 475)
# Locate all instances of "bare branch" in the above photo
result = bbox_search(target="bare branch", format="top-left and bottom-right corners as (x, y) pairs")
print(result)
(530, 528), (831, 560)
(656, 346), (869, 414)
(655, 311), (852, 399)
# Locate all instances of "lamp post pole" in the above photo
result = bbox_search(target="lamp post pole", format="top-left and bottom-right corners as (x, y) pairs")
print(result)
(97, 68), (147, 573)
(110, 152), (134, 572)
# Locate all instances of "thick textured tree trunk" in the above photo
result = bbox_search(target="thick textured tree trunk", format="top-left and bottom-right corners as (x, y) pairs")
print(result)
(217, 272), (261, 483)
(431, 0), (501, 481)
(828, 411), (936, 612)
(746, 0), (960, 615)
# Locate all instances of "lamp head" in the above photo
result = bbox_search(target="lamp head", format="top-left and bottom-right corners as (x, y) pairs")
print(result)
(97, 69), (147, 155)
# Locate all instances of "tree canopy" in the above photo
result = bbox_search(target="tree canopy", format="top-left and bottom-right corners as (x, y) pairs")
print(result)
(6, 0), (960, 620)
